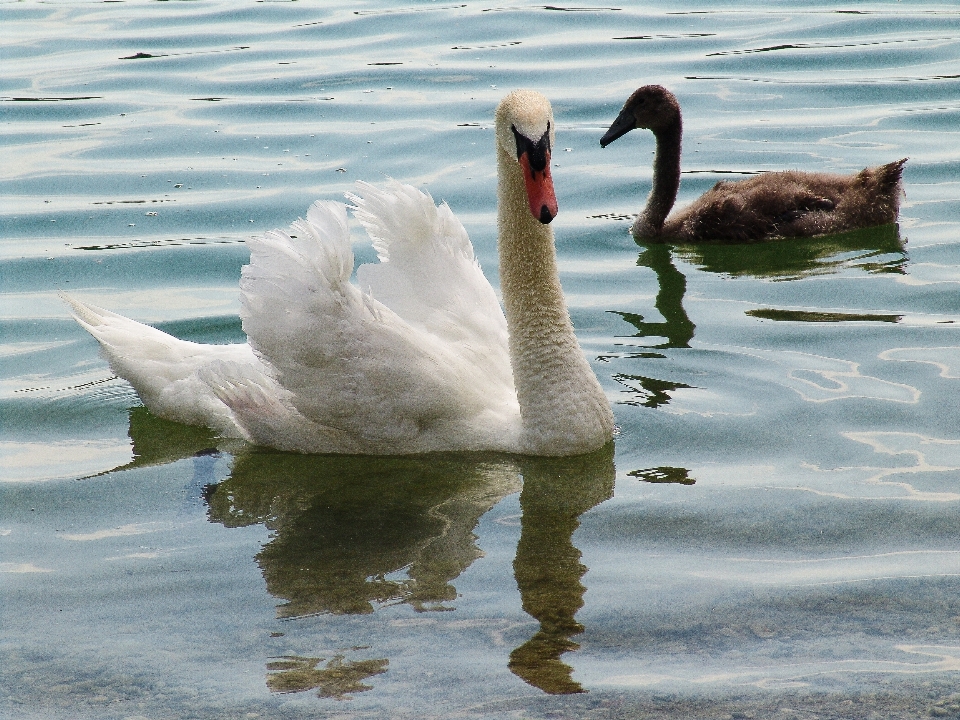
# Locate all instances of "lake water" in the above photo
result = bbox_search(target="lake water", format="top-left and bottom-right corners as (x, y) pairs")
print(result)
(3, 2), (960, 718)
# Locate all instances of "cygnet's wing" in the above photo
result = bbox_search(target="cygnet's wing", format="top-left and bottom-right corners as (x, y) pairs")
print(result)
(238, 198), (518, 454)
(62, 293), (256, 436)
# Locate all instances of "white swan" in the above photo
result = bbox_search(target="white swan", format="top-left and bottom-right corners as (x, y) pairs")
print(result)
(65, 90), (614, 457)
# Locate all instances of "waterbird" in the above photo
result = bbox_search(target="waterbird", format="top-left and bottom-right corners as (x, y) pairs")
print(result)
(64, 90), (614, 456)
(600, 84), (906, 243)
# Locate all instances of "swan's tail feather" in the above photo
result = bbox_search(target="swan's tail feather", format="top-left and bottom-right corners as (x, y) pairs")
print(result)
(61, 291), (114, 329)
(62, 292), (252, 434)
(62, 292), (193, 374)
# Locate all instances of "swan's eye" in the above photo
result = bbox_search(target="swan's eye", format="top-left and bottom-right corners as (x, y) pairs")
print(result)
(511, 123), (551, 171)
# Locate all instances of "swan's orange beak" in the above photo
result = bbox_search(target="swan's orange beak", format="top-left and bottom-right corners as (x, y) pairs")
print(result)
(519, 150), (558, 224)
(512, 123), (559, 224)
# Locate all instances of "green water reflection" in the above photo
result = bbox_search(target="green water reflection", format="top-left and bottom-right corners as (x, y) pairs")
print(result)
(206, 450), (522, 617)
(509, 449), (615, 694)
(617, 223), (906, 354)
(266, 654), (389, 700)
(121, 410), (616, 696)
(671, 222), (906, 280)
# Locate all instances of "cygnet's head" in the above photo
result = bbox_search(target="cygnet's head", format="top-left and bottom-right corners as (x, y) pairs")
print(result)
(495, 89), (559, 224)
(600, 85), (682, 147)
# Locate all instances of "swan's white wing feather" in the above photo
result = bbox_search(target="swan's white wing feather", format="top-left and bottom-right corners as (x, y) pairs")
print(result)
(238, 198), (519, 454)
(349, 181), (510, 353)
(61, 293), (257, 436)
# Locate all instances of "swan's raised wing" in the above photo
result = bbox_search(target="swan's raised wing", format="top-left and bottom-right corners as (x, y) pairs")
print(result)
(238, 198), (518, 454)
(348, 180), (510, 356)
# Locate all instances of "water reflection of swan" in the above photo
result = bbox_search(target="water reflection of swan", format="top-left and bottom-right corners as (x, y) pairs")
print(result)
(63, 90), (612, 457)
(205, 451), (522, 617)
(601, 85), (906, 243)
(509, 445), (615, 694)
(111, 409), (615, 696)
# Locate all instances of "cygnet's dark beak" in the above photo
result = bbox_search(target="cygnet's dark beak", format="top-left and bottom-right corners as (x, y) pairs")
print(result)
(600, 108), (636, 148)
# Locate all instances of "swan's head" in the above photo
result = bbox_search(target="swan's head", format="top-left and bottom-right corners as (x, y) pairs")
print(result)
(600, 85), (681, 147)
(495, 90), (559, 225)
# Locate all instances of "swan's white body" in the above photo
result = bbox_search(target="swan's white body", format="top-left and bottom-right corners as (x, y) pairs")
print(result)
(67, 91), (614, 456)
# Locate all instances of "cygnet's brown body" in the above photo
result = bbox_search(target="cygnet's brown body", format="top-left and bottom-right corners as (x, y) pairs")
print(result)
(601, 85), (906, 244)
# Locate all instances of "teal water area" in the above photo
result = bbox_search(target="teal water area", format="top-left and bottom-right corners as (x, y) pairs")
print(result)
(2, 2), (960, 718)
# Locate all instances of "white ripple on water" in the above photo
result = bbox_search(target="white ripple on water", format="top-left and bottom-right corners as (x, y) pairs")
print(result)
(780, 431), (960, 503)
(0, 439), (132, 483)
(60, 521), (173, 542)
(895, 262), (960, 285)
(593, 644), (960, 690)
(685, 549), (960, 587)
(881, 346), (960, 377)
(658, 344), (921, 413)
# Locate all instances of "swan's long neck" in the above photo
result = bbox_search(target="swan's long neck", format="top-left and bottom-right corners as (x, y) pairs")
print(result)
(634, 122), (682, 237)
(497, 146), (613, 455)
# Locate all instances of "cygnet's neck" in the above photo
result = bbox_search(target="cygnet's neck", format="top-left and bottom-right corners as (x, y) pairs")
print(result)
(497, 146), (613, 455)
(632, 121), (682, 238)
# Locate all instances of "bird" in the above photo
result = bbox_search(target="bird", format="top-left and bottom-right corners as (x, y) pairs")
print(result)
(64, 90), (614, 457)
(599, 84), (906, 243)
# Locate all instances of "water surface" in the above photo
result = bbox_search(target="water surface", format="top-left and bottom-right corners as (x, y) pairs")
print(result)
(3, 2), (960, 718)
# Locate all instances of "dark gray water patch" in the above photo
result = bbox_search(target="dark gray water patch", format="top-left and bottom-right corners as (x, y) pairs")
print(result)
(354, 4), (466, 15)
(680, 169), (761, 175)
(629, 466), (696, 485)
(120, 52), (162, 60)
(452, 42), (522, 50)
(589, 212), (638, 221)
(708, 37), (960, 57)
(119, 46), (250, 60)
(1, 96), (102, 102)
(745, 309), (903, 323)
(74, 236), (244, 251)
(613, 33), (715, 40)
(614, 373), (696, 409)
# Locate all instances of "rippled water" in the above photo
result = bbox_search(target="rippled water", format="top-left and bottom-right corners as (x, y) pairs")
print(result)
(3, 2), (960, 718)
